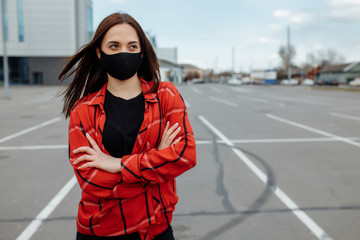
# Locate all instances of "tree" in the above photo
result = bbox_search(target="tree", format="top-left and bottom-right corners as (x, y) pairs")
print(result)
(279, 44), (296, 78)
(306, 48), (345, 68)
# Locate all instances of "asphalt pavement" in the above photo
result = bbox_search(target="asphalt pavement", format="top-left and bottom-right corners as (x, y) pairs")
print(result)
(0, 83), (359, 240)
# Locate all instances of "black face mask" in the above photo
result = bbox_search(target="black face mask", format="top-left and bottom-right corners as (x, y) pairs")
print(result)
(99, 50), (142, 80)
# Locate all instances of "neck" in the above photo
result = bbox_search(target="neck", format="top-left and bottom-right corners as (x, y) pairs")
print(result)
(106, 74), (142, 99)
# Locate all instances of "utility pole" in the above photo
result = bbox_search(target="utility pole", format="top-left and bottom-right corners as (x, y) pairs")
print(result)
(1, 0), (10, 99)
(287, 26), (291, 80)
(232, 46), (235, 75)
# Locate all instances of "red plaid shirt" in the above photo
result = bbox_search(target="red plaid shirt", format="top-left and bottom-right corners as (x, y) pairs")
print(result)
(68, 78), (196, 239)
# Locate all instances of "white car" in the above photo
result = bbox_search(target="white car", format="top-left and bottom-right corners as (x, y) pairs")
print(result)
(349, 78), (360, 86)
(241, 77), (251, 84)
(301, 78), (314, 86)
(227, 77), (242, 85)
(280, 79), (290, 85)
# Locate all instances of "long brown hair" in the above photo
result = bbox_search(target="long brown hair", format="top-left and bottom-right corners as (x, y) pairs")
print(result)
(58, 12), (160, 118)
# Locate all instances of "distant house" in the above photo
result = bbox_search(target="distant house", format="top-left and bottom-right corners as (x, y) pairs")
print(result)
(318, 62), (360, 84)
(306, 67), (321, 81)
(181, 64), (203, 80)
(146, 33), (182, 83)
(159, 59), (183, 84)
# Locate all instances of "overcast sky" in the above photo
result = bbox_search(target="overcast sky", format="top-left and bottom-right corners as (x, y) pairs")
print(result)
(93, 0), (360, 72)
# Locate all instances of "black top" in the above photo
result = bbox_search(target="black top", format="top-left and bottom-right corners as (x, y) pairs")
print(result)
(102, 89), (145, 158)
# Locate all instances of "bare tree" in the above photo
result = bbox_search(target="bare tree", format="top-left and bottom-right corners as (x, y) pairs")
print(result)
(279, 44), (296, 75)
(306, 48), (345, 68)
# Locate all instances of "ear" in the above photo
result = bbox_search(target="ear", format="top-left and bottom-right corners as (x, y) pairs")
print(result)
(96, 48), (101, 59)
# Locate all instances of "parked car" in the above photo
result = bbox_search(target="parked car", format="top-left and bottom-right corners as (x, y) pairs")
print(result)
(349, 77), (360, 86)
(192, 78), (204, 84)
(241, 77), (251, 84)
(280, 79), (298, 85)
(227, 77), (242, 85)
(316, 79), (339, 86)
(301, 78), (314, 86)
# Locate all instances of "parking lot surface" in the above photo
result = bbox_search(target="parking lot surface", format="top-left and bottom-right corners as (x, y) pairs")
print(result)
(1, 83), (359, 240)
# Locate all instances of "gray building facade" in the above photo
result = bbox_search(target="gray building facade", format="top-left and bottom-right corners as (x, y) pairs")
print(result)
(0, 0), (93, 85)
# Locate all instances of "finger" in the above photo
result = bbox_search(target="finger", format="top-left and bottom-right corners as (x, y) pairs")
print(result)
(78, 162), (96, 169)
(168, 126), (181, 141)
(86, 133), (101, 152)
(164, 121), (170, 133)
(73, 146), (95, 155)
(73, 154), (94, 165)
(161, 121), (170, 138)
(167, 122), (179, 135)
(172, 136), (182, 145)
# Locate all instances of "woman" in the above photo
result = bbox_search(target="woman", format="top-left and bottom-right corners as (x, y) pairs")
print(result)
(58, 13), (196, 240)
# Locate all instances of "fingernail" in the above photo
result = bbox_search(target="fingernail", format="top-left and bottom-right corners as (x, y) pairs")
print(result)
(178, 136), (182, 140)
(178, 127), (181, 131)
(175, 123), (179, 126)
(86, 133), (89, 136)
(73, 150), (76, 153)
(167, 121), (169, 125)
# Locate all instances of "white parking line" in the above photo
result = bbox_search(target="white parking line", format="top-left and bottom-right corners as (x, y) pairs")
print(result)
(16, 176), (77, 240)
(267, 114), (360, 148)
(0, 117), (62, 144)
(269, 96), (329, 106)
(209, 96), (237, 107)
(330, 112), (360, 121)
(198, 115), (333, 240)
(2, 137), (360, 150)
(0, 145), (67, 151)
(184, 100), (191, 108)
(231, 87), (252, 93)
(238, 96), (269, 103)
(192, 87), (202, 94)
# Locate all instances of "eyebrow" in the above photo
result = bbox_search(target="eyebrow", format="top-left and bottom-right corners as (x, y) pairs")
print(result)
(106, 41), (139, 45)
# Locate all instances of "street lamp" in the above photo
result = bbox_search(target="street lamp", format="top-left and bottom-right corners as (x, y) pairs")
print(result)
(1, 0), (10, 99)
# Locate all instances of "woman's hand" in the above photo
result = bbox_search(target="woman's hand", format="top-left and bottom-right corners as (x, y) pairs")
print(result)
(73, 133), (121, 173)
(158, 121), (182, 150)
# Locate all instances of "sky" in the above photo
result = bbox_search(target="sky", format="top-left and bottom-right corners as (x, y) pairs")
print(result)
(93, 0), (360, 72)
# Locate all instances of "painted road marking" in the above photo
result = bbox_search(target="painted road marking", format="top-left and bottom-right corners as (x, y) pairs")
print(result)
(192, 87), (202, 94)
(198, 115), (333, 240)
(184, 100), (191, 108)
(267, 114), (360, 148)
(0, 145), (67, 150)
(0, 117), (62, 144)
(330, 112), (360, 121)
(209, 96), (237, 107)
(2, 137), (360, 150)
(230, 87), (252, 93)
(238, 96), (269, 103)
(16, 176), (77, 240)
(269, 96), (329, 106)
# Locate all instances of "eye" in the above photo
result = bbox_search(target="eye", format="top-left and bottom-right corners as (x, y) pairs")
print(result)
(129, 45), (138, 50)
(109, 43), (119, 49)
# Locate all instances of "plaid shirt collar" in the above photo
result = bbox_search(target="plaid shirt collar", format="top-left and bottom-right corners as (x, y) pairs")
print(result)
(88, 77), (158, 108)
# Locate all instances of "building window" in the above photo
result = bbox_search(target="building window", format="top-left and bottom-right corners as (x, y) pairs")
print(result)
(17, 0), (24, 42)
(87, 6), (93, 41)
(1, 0), (8, 41)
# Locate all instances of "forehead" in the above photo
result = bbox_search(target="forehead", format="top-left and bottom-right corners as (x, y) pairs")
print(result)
(102, 23), (139, 43)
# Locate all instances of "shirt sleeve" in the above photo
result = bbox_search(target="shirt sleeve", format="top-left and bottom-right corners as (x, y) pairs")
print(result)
(69, 108), (147, 199)
(120, 88), (197, 184)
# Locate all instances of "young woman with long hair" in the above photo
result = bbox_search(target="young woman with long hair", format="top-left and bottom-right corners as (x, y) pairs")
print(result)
(58, 13), (196, 240)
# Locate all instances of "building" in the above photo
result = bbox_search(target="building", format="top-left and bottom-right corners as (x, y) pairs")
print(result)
(159, 59), (182, 83)
(318, 62), (360, 84)
(145, 32), (182, 84)
(0, 0), (93, 85)
(181, 63), (203, 80)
